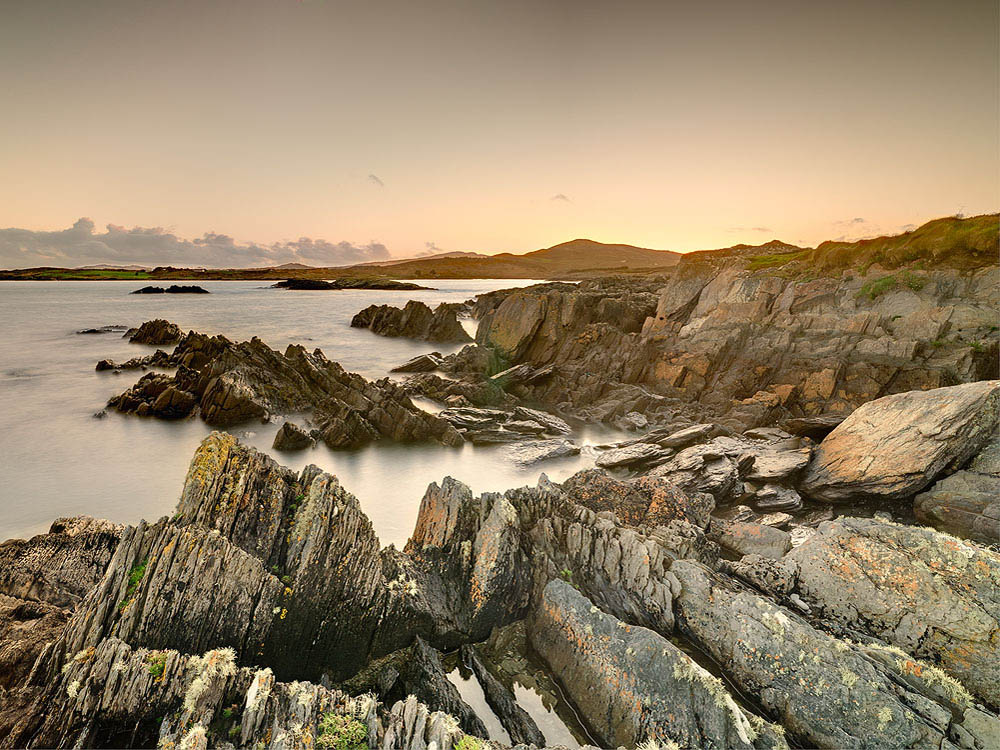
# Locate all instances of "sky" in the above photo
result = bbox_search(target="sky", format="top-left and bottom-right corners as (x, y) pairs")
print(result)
(0, 0), (997, 268)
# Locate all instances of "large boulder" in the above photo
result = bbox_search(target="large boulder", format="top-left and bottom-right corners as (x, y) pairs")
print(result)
(801, 381), (1000, 502)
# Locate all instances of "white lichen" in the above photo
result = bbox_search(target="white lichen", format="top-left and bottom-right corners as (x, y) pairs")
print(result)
(66, 679), (81, 699)
(183, 647), (237, 714)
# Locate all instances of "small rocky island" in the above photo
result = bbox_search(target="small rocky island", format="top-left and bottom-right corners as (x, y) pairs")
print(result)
(272, 278), (431, 291)
(1, 214), (998, 749)
(131, 285), (210, 294)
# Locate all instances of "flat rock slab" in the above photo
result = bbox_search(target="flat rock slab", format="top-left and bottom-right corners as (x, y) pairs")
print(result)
(507, 438), (580, 465)
(746, 448), (811, 481)
(801, 380), (1000, 502)
(595, 442), (669, 468)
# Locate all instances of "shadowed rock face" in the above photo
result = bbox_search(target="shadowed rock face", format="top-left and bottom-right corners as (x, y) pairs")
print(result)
(800, 380), (1000, 502)
(915, 434), (1000, 543)
(106, 326), (465, 447)
(352, 300), (472, 343)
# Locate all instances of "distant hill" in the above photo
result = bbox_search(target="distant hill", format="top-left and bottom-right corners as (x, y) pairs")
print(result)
(338, 239), (680, 279)
(273, 262), (314, 270)
(75, 263), (150, 271)
(357, 250), (488, 268)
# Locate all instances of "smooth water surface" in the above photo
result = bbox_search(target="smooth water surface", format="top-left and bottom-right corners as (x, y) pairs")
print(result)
(0, 280), (624, 548)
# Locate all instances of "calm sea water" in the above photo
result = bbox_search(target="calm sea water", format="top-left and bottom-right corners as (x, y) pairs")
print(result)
(0, 279), (624, 549)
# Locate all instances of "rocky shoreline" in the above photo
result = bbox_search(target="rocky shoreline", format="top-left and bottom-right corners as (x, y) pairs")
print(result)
(3, 219), (998, 749)
(1, 371), (998, 748)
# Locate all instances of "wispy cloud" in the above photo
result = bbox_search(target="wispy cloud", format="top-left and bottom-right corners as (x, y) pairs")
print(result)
(728, 225), (772, 233)
(550, 193), (571, 202)
(0, 218), (391, 269)
(368, 173), (385, 187)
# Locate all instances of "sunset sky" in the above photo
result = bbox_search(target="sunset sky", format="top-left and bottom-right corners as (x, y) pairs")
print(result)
(0, 0), (997, 267)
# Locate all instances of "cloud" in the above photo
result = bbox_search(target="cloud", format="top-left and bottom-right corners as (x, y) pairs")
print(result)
(368, 174), (384, 187)
(0, 218), (391, 269)
(550, 193), (571, 202)
(728, 226), (773, 233)
(900, 224), (917, 232)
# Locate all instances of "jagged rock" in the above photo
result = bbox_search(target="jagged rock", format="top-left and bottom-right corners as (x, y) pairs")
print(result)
(272, 421), (314, 451)
(801, 381), (1000, 502)
(709, 519), (792, 559)
(786, 516), (1000, 708)
(77, 324), (129, 335)
(657, 423), (717, 448)
(621, 411), (649, 430)
(465, 429), (525, 445)
(95, 359), (115, 371)
(757, 512), (793, 528)
(914, 434), (1000, 543)
(530, 579), (787, 749)
(503, 419), (546, 434)
(460, 644), (545, 746)
(595, 442), (670, 468)
(648, 442), (744, 502)
(672, 559), (1000, 750)
(720, 554), (799, 597)
(463, 260), (999, 430)
(507, 438), (579, 465)
(125, 318), (182, 345)
(391, 353), (444, 373)
(0, 516), (123, 607)
(0, 634), (472, 750)
(108, 330), (464, 446)
(352, 300), (472, 343)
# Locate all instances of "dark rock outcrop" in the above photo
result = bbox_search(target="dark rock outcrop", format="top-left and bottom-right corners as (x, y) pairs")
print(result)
(130, 285), (209, 294)
(352, 300), (472, 343)
(124, 318), (182, 345)
(273, 277), (429, 290)
(272, 421), (315, 451)
(786, 516), (1000, 708)
(448, 264), (999, 431)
